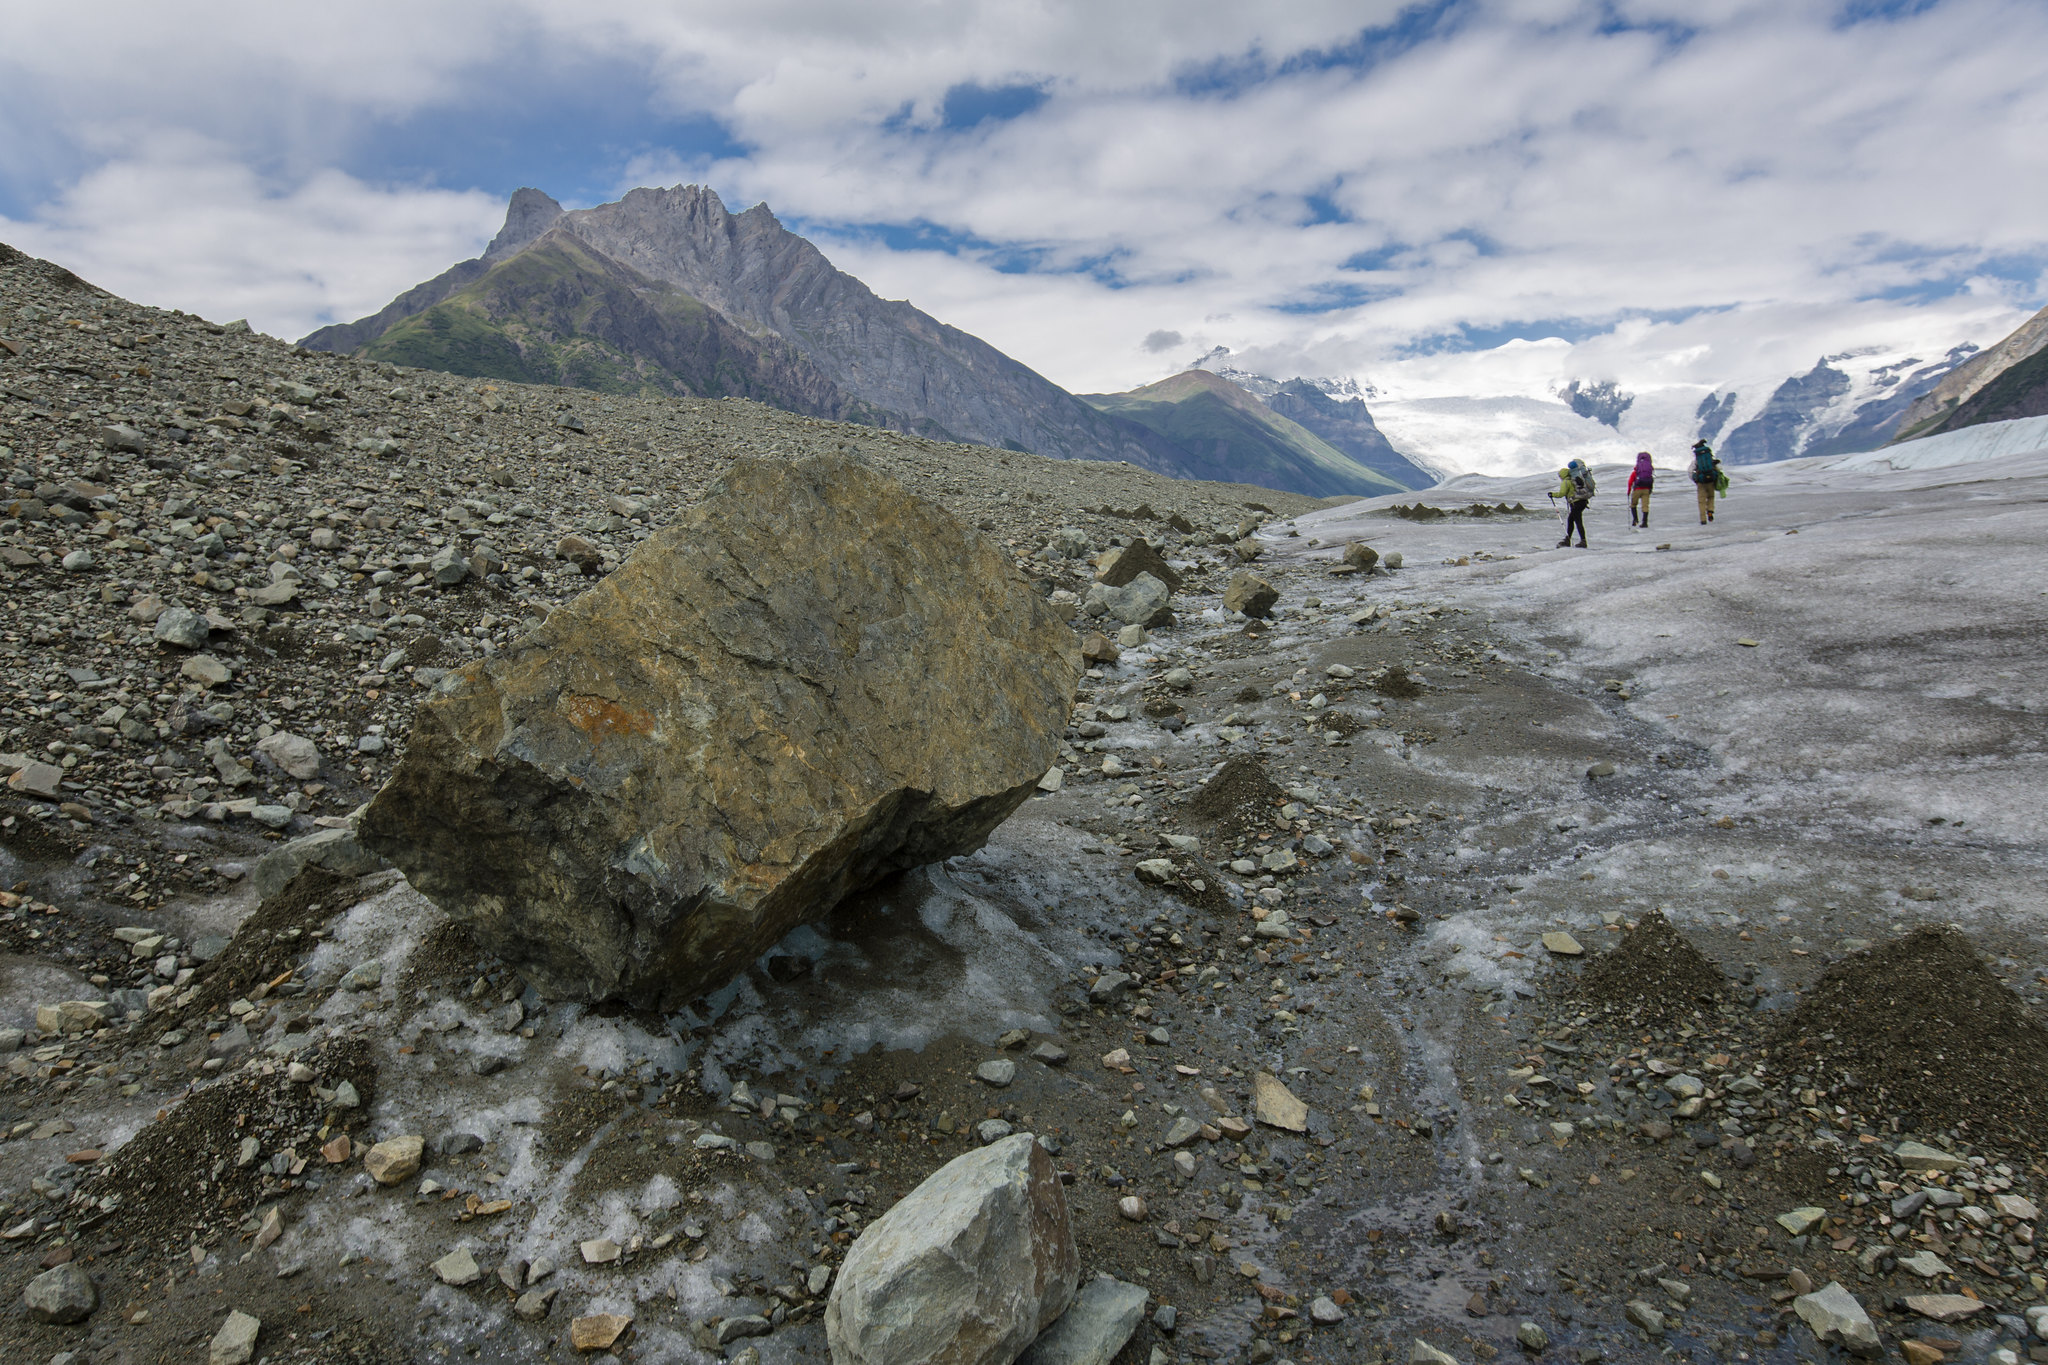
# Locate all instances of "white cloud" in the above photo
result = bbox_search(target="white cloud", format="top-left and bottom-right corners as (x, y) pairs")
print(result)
(0, 134), (501, 340)
(3, 0), (2044, 469)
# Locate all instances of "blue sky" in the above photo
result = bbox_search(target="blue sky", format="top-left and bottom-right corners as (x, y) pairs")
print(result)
(2, 0), (2043, 409)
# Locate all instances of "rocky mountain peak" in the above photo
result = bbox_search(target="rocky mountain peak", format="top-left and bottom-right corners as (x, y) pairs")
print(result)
(483, 187), (564, 261)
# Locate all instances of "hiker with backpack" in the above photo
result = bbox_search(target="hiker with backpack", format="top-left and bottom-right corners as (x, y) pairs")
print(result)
(1626, 451), (1654, 528)
(1554, 459), (1594, 548)
(1691, 439), (1723, 523)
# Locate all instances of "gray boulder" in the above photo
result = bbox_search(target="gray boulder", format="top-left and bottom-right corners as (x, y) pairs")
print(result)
(1084, 572), (1172, 628)
(1017, 1274), (1149, 1365)
(250, 825), (389, 900)
(360, 456), (1079, 1008)
(826, 1133), (1078, 1365)
(24, 1263), (98, 1324)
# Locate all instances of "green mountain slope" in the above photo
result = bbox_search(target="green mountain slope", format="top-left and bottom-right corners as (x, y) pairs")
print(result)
(358, 229), (876, 421)
(1080, 370), (1409, 498)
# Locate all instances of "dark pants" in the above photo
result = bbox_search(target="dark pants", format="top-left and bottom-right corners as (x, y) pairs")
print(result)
(1563, 499), (1588, 545)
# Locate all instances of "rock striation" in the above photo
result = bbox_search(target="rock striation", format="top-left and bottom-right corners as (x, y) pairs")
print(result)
(359, 455), (1079, 1007)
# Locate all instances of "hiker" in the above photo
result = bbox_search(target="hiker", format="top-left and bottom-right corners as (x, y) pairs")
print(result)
(1554, 458), (1593, 548)
(1626, 451), (1654, 528)
(1690, 439), (1722, 523)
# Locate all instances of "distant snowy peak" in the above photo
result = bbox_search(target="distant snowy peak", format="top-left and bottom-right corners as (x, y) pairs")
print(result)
(1187, 346), (1380, 400)
(1711, 344), (1977, 465)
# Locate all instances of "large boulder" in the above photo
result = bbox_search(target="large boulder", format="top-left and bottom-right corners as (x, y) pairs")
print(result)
(359, 456), (1079, 1008)
(23, 1263), (98, 1324)
(1094, 539), (1182, 593)
(1084, 573), (1171, 628)
(1224, 571), (1278, 618)
(826, 1133), (1078, 1365)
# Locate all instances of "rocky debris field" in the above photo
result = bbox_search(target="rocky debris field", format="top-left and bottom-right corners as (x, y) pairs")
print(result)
(0, 241), (2044, 1365)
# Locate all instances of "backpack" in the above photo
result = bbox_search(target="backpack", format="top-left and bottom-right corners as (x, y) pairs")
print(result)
(1693, 447), (1717, 482)
(1570, 468), (1595, 500)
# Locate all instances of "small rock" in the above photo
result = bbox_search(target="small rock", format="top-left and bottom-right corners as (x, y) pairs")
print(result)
(432, 1247), (482, 1286)
(9, 761), (64, 799)
(1162, 1116), (1202, 1148)
(569, 1312), (631, 1351)
(1540, 931), (1583, 956)
(1310, 1295), (1346, 1325)
(180, 654), (233, 687)
(23, 1263), (97, 1324)
(1342, 543), (1379, 571)
(1134, 858), (1175, 885)
(1252, 1071), (1307, 1132)
(1894, 1140), (1964, 1172)
(338, 960), (383, 991)
(715, 1315), (772, 1345)
(1775, 1207), (1826, 1237)
(1032, 1042), (1069, 1065)
(977, 1119), (1015, 1145)
(1089, 972), (1133, 1003)
(152, 606), (211, 649)
(976, 1059), (1017, 1088)
(255, 731), (322, 779)
(1992, 1193), (2039, 1221)
(1898, 1250), (1951, 1279)
(1017, 1273), (1150, 1365)
(1118, 1195), (1147, 1222)
(1515, 1321), (1548, 1352)
(1792, 1282), (1880, 1356)
(1625, 1300), (1665, 1335)
(514, 1287), (557, 1320)
(1663, 1074), (1704, 1100)
(363, 1135), (423, 1185)
(1409, 1342), (1461, 1365)
(209, 1310), (261, 1365)
(1902, 1293), (1987, 1323)
(580, 1238), (621, 1264)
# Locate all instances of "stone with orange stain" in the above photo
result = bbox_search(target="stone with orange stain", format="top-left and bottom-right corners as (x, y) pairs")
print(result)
(360, 455), (1079, 1009)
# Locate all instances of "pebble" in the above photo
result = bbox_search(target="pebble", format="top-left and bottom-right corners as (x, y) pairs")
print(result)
(1310, 1295), (1346, 1325)
(209, 1310), (262, 1365)
(1775, 1207), (1826, 1236)
(432, 1247), (482, 1286)
(363, 1134), (423, 1185)
(570, 1313), (632, 1351)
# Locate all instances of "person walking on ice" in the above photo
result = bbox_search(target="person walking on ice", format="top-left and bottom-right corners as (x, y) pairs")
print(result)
(1690, 438), (1723, 523)
(1554, 459), (1594, 548)
(1626, 451), (1654, 529)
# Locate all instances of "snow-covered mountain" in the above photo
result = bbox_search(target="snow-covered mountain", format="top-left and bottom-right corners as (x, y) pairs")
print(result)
(1337, 336), (1989, 479)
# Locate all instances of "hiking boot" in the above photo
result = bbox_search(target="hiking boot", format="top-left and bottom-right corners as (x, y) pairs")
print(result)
(1575, 540), (1587, 549)
(1557, 538), (1570, 548)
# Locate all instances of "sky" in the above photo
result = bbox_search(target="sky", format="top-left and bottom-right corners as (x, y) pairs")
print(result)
(4, 0), (2045, 457)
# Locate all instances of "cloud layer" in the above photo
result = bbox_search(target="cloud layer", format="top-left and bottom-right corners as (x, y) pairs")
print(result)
(4, 0), (2043, 460)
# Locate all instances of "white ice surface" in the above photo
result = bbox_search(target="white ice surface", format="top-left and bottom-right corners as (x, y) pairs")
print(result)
(1283, 452), (2048, 846)
(1824, 413), (2048, 471)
